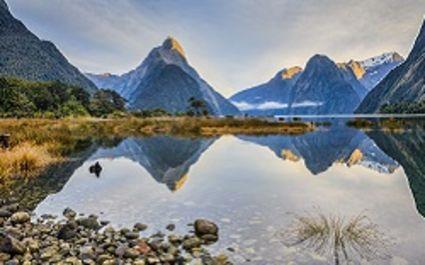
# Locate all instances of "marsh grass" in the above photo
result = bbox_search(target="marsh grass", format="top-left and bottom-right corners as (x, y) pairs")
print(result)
(0, 117), (314, 179)
(0, 142), (59, 178)
(346, 118), (408, 132)
(278, 211), (392, 264)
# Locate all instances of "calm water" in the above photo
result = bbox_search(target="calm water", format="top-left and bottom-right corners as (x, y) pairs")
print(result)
(12, 119), (425, 264)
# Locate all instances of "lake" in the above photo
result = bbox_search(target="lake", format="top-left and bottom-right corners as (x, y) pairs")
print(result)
(6, 118), (425, 264)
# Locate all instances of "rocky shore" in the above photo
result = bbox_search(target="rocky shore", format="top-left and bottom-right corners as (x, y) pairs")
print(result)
(0, 200), (232, 264)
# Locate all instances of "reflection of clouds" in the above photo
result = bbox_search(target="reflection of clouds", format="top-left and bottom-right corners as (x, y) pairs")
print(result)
(278, 210), (393, 264)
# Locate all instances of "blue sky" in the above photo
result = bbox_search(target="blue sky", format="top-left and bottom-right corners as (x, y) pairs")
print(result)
(7, 0), (425, 96)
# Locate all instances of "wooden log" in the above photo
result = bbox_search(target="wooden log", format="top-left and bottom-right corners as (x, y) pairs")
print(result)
(0, 134), (10, 149)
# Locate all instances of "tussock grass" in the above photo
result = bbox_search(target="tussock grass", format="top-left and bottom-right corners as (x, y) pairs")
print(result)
(0, 142), (59, 178)
(278, 211), (392, 264)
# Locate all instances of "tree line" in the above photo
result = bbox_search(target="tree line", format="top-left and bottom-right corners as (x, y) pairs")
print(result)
(0, 77), (125, 118)
(0, 77), (211, 118)
(380, 101), (425, 114)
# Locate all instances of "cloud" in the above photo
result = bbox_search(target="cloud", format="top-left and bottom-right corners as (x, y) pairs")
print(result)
(292, 101), (323, 108)
(232, 101), (288, 111)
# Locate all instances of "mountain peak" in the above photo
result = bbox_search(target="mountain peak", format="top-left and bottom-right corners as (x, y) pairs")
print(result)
(305, 54), (338, 73)
(359, 52), (405, 69)
(162, 37), (185, 57)
(279, 66), (303, 79)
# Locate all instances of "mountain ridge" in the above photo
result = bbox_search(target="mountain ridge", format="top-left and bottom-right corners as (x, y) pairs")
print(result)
(0, 0), (97, 93)
(356, 20), (425, 113)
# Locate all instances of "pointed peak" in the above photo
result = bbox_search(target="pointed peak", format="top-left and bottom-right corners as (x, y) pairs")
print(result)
(306, 54), (335, 68)
(278, 66), (303, 80)
(162, 36), (185, 57)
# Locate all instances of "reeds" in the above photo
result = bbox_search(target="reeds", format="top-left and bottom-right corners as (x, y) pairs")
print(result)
(0, 142), (59, 178)
(278, 211), (392, 264)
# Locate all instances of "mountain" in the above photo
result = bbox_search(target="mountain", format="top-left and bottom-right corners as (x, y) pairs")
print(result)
(339, 52), (404, 91)
(86, 37), (240, 116)
(0, 0), (96, 93)
(288, 55), (362, 114)
(229, 67), (302, 115)
(356, 20), (425, 113)
(91, 136), (216, 191)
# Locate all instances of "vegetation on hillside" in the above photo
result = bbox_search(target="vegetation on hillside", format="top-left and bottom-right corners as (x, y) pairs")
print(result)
(380, 101), (425, 114)
(0, 77), (125, 118)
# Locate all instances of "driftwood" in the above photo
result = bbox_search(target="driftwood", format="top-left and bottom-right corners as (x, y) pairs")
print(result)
(0, 134), (10, 149)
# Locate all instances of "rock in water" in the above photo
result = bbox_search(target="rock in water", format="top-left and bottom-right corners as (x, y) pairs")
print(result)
(194, 219), (219, 237)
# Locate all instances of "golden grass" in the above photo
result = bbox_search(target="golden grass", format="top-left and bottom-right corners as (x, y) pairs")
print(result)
(0, 117), (314, 179)
(0, 142), (59, 178)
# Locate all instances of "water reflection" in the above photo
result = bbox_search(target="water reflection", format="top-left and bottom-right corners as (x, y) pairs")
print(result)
(367, 120), (425, 218)
(2, 119), (424, 264)
(90, 136), (217, 191)
(278, 211), (392, 265)
(238, 125), (399, 175)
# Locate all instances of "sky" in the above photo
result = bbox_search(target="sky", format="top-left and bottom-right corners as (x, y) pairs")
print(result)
(7, 0), (425, 97)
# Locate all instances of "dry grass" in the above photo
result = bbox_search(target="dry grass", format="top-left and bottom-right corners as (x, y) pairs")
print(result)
(278, 211), (392, 264)
(0, 142), (59, 178)
(0, 117), (314, 179)
(347, 118), (407, 132)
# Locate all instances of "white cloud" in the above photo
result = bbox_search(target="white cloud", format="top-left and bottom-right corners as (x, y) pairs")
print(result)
(232, 101), (288, 111)
(292, 101), (323, 108)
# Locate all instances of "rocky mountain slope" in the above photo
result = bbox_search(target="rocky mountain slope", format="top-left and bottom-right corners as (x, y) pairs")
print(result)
(0, 0), (96, 93)
(229, 67), (302, 115)
(287, 55), (362, 114)
(231, 52), (403, 116)
(356, 20), (425, 113)
(87, 38), (240, 116)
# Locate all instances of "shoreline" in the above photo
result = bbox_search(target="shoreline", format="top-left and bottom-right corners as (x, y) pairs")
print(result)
(0, 200), (232, 264)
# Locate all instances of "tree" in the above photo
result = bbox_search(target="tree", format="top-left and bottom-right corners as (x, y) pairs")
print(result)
(89, 89), (126, 117)
(187, 97), (209, 116)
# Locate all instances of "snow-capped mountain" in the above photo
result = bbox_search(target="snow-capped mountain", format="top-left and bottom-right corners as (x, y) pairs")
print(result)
(87, 37), (240, 116)
(356, 20), (424, 113)
(359, 52), (404, 70)
(340, 52), (404, 91)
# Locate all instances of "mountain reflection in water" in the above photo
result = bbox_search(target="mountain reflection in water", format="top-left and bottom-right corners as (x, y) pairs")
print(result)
(90, 136), (217, 191)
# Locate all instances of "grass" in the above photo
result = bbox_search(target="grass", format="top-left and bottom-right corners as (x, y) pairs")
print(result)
(0, 142), (59, 178)
(0, 117), (314, 179)
(346, 118), (407, 132)
(277, 211), (392, 264)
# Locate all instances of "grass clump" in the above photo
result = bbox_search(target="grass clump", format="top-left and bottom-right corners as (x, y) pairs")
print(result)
(278, 211), (392, 264)
(0, 142), (59, 178)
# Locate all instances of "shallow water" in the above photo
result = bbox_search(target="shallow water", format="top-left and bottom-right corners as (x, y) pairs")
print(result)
(17, 119), (425, 264)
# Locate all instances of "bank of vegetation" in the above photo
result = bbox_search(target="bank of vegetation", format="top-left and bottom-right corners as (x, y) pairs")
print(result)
(0, 117), (314, 179)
